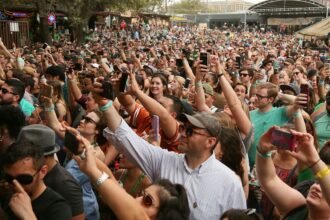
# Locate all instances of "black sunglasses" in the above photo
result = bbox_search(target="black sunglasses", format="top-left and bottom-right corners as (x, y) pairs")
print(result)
(179, 124), (210, 137)
(4, 170), (40, 185)
(141, 190), (158, 208)
(81, 116), (97, 124)
(240, 73), (249, 77)
(256, 94), (269, 99)
(1, 88), (16, 95)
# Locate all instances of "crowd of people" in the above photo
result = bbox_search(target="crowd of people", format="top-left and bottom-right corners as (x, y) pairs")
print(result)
(0, 21), (330, 220)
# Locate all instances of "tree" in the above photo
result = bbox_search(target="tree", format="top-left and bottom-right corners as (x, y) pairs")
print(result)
(167, 0), (207, 14)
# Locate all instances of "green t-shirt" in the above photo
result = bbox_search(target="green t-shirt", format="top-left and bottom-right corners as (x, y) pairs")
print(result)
(249, 106), (290, 167)
(314, 112), (330, 149)
(20, 98), (35, 117)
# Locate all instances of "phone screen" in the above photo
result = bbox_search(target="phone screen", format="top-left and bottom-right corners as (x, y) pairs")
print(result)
(200, 52), (208, 66)
(270, 129), (296, 151)
(152, 115), (159, 142)
(176, 59), (183, 68)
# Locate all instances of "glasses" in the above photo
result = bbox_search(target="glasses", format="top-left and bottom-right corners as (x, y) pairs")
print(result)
(4, 170), (40, 185)
(179, 124), (210, 137)
(0, 88), (16, 95)
(81, 116), (97, 124)
(240, 73), (249, 77)
(141, 190), (158, 208)
(255, 94), (269, 99)
(293, 71), (300, 75)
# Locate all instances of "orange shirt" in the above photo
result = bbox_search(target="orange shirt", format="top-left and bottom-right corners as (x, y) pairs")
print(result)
(129, 103), (180, 152)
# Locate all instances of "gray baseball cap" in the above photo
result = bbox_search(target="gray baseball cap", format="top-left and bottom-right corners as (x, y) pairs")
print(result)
(181, 112), (221, 138)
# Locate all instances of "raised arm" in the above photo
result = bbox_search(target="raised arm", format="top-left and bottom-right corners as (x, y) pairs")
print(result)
(216, 60), (252, 137)
(289, 130), (330, 206)
(43, 97), (65, 139)
(74, 141), (149, 220)
(194, 61), (211, 113)
(256, 127), (306, 217)
(127, 72), (177, 139)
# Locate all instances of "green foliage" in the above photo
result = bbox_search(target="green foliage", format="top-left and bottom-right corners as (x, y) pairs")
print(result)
(168, 0), (207, 14)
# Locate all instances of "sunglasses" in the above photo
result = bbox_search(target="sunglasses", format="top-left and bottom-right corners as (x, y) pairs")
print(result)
(179, 124), (210, 137)
(4, 170), (40, 185)
(240, 73), (249, 77)
(293, 72), (300, 75)
(81, 115), (97, 124)
(141, 190), (158, 208)
(1, 88), (16, 95)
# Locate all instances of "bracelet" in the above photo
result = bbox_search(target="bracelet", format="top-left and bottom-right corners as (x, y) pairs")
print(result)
(99, 100), (113, 112)
(315, 167), (330, 180)
(195, 81), (202, 88)
(94, 172), (110, 187)
(308, 158), (321, 169)
(218, 73), (224, 78)
(256, 147), (272, 158)
(292, 110), (302, 119)
(44, 104), (55, 112)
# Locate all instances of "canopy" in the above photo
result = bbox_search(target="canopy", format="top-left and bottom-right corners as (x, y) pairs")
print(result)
(296, 17), (330, 38)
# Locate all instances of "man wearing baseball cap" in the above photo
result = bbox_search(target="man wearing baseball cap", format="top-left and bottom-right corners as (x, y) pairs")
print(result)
(17, 124), (84, 220)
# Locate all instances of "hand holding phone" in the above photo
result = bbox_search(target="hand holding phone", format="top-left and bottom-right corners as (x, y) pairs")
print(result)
(270, 128), (296, 151)
(300, 84), (309, 108)
(39, 84), (53, 101)
(64, 130), (80, 155)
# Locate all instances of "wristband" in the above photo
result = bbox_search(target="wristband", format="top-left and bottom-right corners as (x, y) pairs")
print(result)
(94, 172), (110, 187)
(292, 110), (302, 119)
(308, 158), (321, 169)
(44, 104), (55, 112)
(256, 147), (272, 158)
(195, 81), (202, 88)
(99, 100), (113, 112)
(315, 167), (330, 180)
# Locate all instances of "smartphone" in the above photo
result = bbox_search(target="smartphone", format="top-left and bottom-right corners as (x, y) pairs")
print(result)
(97, 51), (104, 56)
(42, 43), (48, 49)
(300, 84), (309, 107)
(119, 72), (128, 92)
(113, 65), (121, 73)
(200, 52), (208, 66)
(235, 56), (241, 68)
(271, 128), (296, 151)
(142, 48), (150, 52)
(176, 59), (183, 68)
(273, 60), (280, 70)
(39, 84), (53, 100)
(101, 81), (115, 100)
(74, 63), (82, 71)
(152, 115), (159, 142)
(184, 78), (191, 89)
(64, 131), (80, 155)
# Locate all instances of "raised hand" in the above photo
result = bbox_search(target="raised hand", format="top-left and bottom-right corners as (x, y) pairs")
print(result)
(9, 180), (36, 220)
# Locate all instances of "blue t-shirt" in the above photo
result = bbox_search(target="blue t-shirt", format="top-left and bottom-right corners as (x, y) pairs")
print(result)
(249, 106), (290, 168)
(66, 160), (99, 220)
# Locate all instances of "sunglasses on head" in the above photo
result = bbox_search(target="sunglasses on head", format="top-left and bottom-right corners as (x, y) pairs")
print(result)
(4, 170), (39, 185)
(1, 88), (16, 95)
(81, 115), (97, 124)
(141, 190), (158, 208)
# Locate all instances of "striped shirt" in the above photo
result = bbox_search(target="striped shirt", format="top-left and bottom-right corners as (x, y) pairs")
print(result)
(103, 120), (246, 220)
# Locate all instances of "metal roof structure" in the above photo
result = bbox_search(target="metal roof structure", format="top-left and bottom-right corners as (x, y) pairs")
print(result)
(249, 0), (326, 16)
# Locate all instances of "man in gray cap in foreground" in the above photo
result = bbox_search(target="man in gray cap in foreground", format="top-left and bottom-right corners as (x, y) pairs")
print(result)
(101, 99), (246, 220)
(17, 124), (85, 220)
